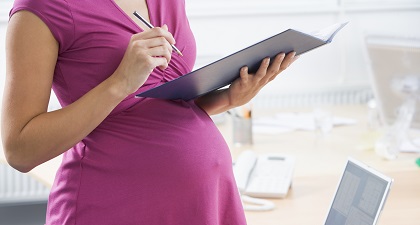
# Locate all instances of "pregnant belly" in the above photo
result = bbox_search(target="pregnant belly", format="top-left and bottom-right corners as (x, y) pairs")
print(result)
(50, 99), (238, 224)
(79, 98), (232, 192)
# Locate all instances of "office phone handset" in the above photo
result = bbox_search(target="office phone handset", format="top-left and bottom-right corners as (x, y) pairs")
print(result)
(233, 150), (296, 211)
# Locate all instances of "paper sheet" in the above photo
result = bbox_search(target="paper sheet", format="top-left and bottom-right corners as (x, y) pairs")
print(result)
(253, 112), (357, 134)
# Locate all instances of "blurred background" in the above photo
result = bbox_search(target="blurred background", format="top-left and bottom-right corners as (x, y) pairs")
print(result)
(186, 0), (420, 108)
(0, 0), (419, 224)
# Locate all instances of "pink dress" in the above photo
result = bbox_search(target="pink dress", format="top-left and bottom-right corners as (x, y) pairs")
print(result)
(10, 0), (247, 224)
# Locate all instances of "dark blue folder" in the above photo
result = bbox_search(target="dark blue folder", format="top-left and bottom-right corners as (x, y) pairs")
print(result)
(136, 22), (347, 100)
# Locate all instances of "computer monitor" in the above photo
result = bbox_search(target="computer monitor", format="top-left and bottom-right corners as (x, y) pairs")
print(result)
(365, 35), (420, 129)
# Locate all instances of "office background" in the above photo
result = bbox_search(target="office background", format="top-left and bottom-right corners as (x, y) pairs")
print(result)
(0, 0), (420, 224)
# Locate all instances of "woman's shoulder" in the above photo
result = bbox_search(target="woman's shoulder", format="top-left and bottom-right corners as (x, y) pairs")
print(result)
(10, 0), (74, 53)
(11, 0), (70, 15)
(11, 0), (73, 25)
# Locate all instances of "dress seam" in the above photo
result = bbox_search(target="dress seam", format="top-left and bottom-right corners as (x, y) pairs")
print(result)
(73, 142), (86, 225)
(62, 0), (76, 53)
(55, 63), (75, 106)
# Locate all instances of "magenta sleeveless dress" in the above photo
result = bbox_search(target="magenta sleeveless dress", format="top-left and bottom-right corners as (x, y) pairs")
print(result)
(10, 0), (247, 224)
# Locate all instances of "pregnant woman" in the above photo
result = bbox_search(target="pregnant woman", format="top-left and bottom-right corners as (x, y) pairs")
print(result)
(3, 0), (297, 224)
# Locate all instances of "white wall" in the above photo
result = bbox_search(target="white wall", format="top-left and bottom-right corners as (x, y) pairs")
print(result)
(186, 0), (420, 97)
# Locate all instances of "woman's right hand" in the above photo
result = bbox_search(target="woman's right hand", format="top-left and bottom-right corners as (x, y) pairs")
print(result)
(112, 25), (175, 96)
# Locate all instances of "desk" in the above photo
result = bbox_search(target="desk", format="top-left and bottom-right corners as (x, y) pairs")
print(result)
(219, 105), (420, 225)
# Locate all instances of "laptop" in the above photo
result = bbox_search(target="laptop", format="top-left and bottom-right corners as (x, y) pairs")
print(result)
(324, 158), (393, 225)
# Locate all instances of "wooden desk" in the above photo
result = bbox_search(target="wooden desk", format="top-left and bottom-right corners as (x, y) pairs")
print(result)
(219, 105), (420, 225)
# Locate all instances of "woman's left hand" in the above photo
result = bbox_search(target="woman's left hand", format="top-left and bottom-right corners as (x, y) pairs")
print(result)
(195, 51), (298, 115)
(226, 51), (298, 107)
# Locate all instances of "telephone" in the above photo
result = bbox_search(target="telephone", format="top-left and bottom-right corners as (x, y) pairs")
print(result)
(233, 150), (296, 211)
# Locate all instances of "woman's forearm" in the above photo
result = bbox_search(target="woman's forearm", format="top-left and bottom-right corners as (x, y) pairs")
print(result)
(195, 89), (235, 115)
(2, 75), (127, 173)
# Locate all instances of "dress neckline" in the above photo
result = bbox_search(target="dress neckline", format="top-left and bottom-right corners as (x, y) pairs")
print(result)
(109, 0), (153, 32)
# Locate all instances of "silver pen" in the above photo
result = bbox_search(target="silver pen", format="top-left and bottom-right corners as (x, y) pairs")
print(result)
(133, 11), (183, 56)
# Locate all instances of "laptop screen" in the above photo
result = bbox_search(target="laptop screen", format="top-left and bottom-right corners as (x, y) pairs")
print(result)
(325, 158), (393, 225)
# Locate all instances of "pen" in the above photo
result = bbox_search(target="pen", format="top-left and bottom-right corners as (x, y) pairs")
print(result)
(133, 11), (183, 56)
(227, 110), (240, 118)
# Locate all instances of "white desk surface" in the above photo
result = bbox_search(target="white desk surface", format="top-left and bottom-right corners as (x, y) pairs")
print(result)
(221, 105), (420, 225)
